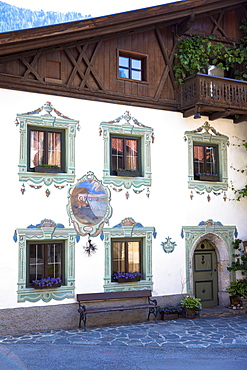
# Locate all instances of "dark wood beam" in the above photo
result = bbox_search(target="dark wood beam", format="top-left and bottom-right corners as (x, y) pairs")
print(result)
(209, 109), (232, 120)
(234, 114), (247, 123)
(176, 15), (195, 36)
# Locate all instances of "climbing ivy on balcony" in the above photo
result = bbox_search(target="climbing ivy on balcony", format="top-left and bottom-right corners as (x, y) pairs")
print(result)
(174, 19), (247, 84)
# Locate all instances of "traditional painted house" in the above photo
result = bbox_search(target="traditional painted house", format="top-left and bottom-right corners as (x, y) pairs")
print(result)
(0, 0), (247, 334)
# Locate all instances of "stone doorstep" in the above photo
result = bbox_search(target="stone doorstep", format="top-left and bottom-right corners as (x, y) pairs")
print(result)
(200, 306), (247, 318)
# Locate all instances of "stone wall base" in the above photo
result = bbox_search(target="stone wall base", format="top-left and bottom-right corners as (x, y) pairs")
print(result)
(0, 294), (185, 336)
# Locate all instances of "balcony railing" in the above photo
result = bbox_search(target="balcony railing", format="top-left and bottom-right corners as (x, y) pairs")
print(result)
(180, 73), (247, 121)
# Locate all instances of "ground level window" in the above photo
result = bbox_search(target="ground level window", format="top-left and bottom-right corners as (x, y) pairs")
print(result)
(112, 239), (142, 279)
(28, 242), (63, 286)
(28, 127), (64, 171)
(111, 136), (140, 176)
(193, 144), (219, 181)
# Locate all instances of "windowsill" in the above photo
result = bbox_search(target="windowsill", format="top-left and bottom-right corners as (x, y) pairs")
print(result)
(17, 284), (75, 302)
(18, 168), (75, 186)
(103, 173), (151, 188)
(104, 279), (153, 292)
(117, 77), (148, 84)
(188, 178), (227, 191)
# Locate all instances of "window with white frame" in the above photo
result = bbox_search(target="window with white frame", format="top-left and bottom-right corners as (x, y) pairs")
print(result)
(17, 102), (79, 186)
(184, 122), (229, 193)
(15, 219), (77, 303)
(100, 111), (154, 190)
(102, 218), (156, 292)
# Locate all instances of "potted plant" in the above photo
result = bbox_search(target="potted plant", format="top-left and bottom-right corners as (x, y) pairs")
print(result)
(34, 164), (61, 173)
(227, 279), (247, 304)
(32, 277), (62, 289)
(179, 296), (201, 319)
(158, 305), (182, 321)
(112, 271), (144, 283)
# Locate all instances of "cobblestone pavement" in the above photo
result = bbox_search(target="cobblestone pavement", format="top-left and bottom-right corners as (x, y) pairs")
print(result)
(1, 315), (247, 348)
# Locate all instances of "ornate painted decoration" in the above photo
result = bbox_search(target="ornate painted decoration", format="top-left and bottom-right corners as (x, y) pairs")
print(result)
(99, 111), (154, 198)
(181, 219), (237, 294)
(67, 171), (112, 237)
(16, 102), (80, 194)
(102, 217), (156, 292)
(161, 237), (177, 253)
(15, 219), (77, 303)
(184, 121), (229, 200)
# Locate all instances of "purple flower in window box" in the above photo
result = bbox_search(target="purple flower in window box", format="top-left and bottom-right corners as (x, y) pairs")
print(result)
(32, 277), (62, 289)
(112, 271), (144, 283)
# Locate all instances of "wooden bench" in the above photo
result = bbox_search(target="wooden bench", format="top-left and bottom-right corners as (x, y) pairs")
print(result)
(77, 290), (158, 331)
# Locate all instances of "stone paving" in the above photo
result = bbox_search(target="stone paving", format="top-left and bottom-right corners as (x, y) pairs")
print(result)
(1, 315), (247, 348)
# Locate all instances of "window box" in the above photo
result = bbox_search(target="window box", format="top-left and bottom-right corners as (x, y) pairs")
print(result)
(33, 282), (62, 289)
(116, 170), (140, 177)
(34, 166), (61, 173)
(117, 276), (141, 283)
(195, 174), (219, 182)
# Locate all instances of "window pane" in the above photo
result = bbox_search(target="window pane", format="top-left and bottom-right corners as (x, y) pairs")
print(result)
(193, 145), (204, 175)
(30, 131), (44, 168)
(29, 244), (44, 282)
(112, 241), (125, 272)
(119, 56), (129, 67)
(126, 139), (138, 170)
(127, 241), (140, 272)
(205, 146), (217, 175)
(131, 59), (141, 70)
(48, 132), (61, 167)
(131, 70), (142, 81)
(111, 137), (123, 171)
(119, 68), (129, 79)
(47, 243), (62, 278)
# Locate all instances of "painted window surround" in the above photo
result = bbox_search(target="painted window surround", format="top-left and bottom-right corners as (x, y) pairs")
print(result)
(101, 218), (156, 292)
(17, 102), (79, 186)
(15, 219), (77, 303)
(99, 111), (154, 190)
(181, 219), (237, 305)
(184, 121), (229, 193)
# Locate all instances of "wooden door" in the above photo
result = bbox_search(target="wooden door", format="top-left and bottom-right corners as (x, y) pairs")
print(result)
(193, 240), (218, 307)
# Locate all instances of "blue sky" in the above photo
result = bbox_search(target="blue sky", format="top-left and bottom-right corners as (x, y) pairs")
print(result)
(4, 1), (180, 17)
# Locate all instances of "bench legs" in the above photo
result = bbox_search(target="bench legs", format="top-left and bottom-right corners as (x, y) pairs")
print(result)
(78, 304), (87, 331)
(148, 297), (158, 323)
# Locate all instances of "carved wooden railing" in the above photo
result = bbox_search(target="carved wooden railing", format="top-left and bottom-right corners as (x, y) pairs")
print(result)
(181, 73), (247, 111)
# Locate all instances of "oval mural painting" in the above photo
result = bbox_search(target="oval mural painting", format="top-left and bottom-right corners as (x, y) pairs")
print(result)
(67, 172), (112, 236)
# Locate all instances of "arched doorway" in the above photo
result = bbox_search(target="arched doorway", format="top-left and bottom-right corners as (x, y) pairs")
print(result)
(193, 240), (218, 307)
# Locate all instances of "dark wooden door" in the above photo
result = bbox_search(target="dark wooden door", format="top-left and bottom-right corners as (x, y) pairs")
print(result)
(193, 240), (218, 307)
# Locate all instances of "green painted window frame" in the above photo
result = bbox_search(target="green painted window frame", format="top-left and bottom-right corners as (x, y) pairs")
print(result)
(100, 112), (154, 190)
(15, 221), (76, 303)
(184, 123), (229, 193)
(17, 113), (79, 186)
(102, 218), (155, 292)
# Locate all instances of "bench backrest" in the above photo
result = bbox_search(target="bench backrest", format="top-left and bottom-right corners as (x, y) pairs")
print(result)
(77, 290), (152, 302)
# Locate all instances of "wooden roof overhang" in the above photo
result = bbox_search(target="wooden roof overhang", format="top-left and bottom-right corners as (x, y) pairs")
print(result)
(0, 0), (246, 118)
(0, 0), (245, 56)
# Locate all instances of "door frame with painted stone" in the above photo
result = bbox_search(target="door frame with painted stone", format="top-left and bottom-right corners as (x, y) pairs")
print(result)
(182, 220), (237, 307)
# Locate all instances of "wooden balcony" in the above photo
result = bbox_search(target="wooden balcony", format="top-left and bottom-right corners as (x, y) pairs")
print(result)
(180, 73), (247, 123)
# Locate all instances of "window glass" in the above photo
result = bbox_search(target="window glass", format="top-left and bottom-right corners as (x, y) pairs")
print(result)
(28, 242), (63, 285)
(131, 70), (142, 81)
(118, 54), (144, 81)
(119, 56), (129, 68)
(194, 144), (218, 180)
(111, 136), (139, 174)
(29, 128), (62, 170)
(112, 240), (141, 275)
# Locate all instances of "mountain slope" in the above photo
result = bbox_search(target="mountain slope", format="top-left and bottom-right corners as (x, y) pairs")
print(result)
(0, 1), (91, 33)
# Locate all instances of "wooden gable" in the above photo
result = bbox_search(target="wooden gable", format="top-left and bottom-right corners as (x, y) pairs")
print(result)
(0, 0), (246, 117)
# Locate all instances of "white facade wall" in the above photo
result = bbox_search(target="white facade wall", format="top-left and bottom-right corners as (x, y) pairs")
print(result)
(1, 88), (247, 309)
